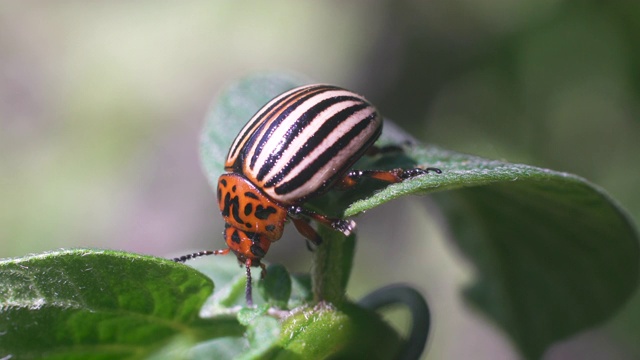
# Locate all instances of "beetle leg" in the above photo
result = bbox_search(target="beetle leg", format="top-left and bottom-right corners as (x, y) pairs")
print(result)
(304, 239), (316, 252)
(289, 206), (356, 237)
(259, 262), (267, 280)
(290, 217), (326, 251)
(338, 167), (441, 190)
(365, 144), (404, 156)
(172, 248), (230, 263)
(291, 217), (323, 246)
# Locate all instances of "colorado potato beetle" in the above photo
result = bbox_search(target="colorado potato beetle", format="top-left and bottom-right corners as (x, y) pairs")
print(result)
(174, 84), (441, 305)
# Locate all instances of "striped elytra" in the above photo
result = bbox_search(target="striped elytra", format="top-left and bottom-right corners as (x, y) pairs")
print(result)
(173, 83), (441, 306)
(225, 84), (382, 204)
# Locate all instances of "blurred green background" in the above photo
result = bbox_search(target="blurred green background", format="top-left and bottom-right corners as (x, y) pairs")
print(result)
(1, 1), (639, 359)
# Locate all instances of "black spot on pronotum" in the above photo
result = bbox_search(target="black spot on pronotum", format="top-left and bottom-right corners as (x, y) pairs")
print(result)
(244, 203), (253, 216)
(222, 192), (244, 224)
(232, 185), (237, 192)
(250, 244), (266, 258)
(244, 192), (259, 200)
(245, 222), (253, 228)
(221, 192), (232, 217)
(255, 205), (277, 220)
(244, 191), (260, 200)
(231, 202), (244, 224)
(231, 230), (241, 244)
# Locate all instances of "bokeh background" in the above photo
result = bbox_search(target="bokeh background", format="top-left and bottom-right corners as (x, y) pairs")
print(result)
(1, 1), (639, 359)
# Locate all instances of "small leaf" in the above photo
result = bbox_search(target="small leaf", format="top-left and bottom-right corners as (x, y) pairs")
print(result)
(0, 249), (244, 359)
(238, 316), (281, 360)
(289, 273), (313, 307)
(257, 264), (292, 309)
(278, 303), (402, 359)
(237, 305), (269, 326)
(187, 256), (254, 311)
(212, 273), (249, 308)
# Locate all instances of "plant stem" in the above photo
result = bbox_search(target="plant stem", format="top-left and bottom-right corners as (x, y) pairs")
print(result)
(311, 228), (356, 306)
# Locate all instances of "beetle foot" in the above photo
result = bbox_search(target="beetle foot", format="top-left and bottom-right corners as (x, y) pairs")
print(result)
(400, 167), (441, 179)
(333, 219), (356, 236)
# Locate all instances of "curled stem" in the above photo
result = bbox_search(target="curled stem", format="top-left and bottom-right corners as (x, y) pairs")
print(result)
(359, 284), (431, 360)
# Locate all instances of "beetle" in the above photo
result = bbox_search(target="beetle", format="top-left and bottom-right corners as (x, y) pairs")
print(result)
(173, 84), (441, 305)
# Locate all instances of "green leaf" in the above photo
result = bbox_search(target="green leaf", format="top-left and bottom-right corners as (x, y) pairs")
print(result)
(239, 316), (281, 360)
(0, 249), (244, 359)
(201, 73), (639, 359)
(438, 177), (638, 359)
(288, 273), (313, 308)
(186, 255), (262, 311)
(349, 133), (640, 358)
(277, 302), (402, 359)
(237, 305), (269, 326)
(257, 264), (292, 309)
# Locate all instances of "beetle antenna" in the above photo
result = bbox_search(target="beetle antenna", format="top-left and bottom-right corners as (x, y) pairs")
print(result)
(245, 259), (254, 306)
(172, 249), (230, 263)
(425, 167), (442, 174)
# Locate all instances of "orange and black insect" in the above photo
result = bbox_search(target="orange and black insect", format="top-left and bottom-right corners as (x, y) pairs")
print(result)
(173, 84), (441, 305)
